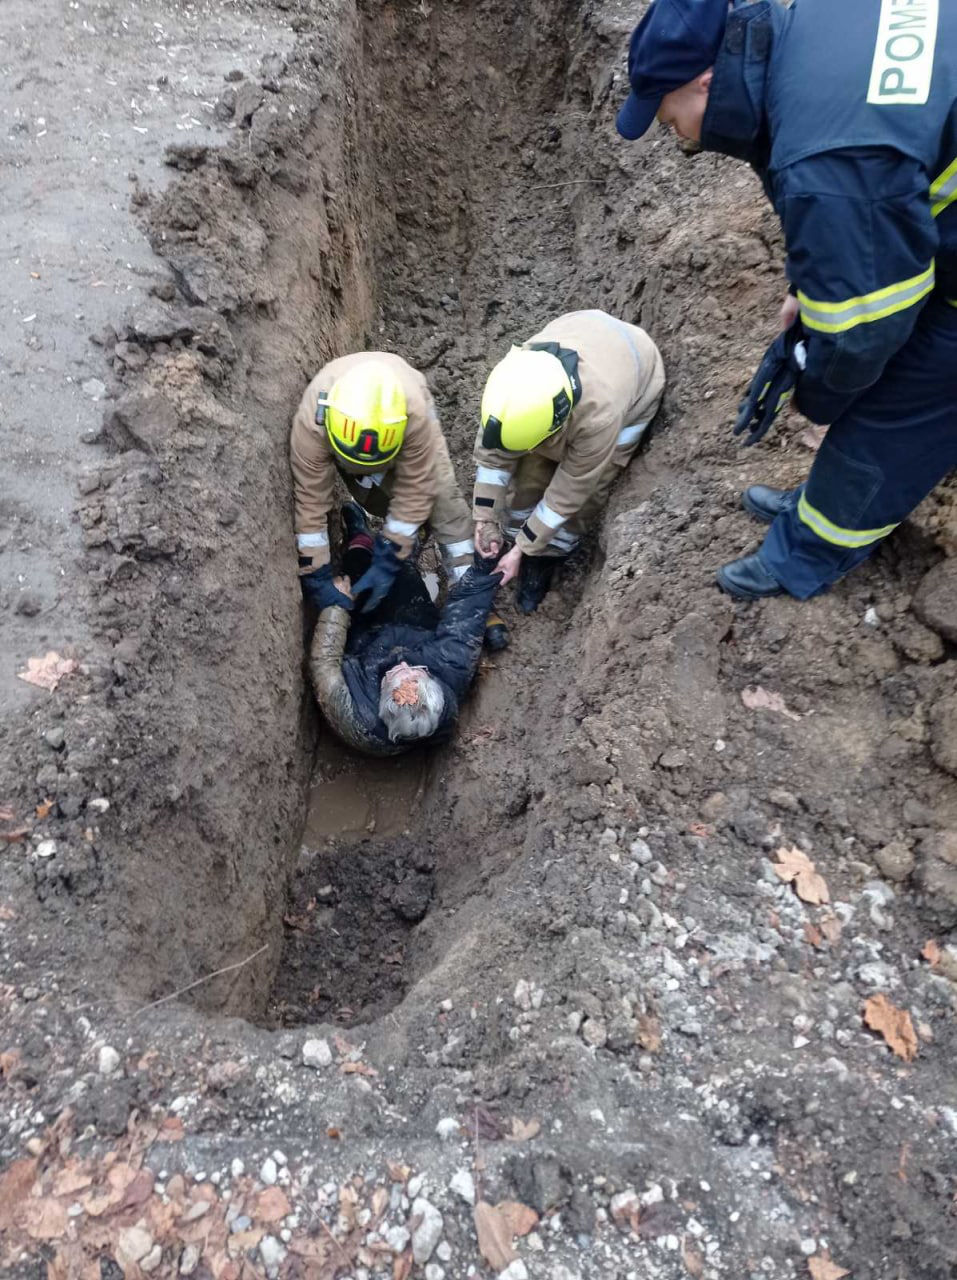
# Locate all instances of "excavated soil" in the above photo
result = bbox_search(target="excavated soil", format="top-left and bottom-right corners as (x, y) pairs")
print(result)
(2, 1), (957, 1278)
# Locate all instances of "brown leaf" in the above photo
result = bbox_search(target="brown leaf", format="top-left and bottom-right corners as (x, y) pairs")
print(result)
(636, 1013), (662, 1053)
(327, 1126), (341, 1140)
(0, 1048), (23, 1079)
(506, 1116), (541, 1143)
(774, 846), (830, 905)
(804, 922), (823, 949)
(864, 993), (918, 1062)
(0, 1157), (39, 1230)
(922, 939), (942, 967)
(687, 821), (713, 839)
(819, 914), (842, 945)
(227, 1227), (265, 1253)
(120, 1169), (155, 1210)
(287, 1235), (332, 1265)
(474, 1199), (517, 1270)
(741, 685), (801, 720)
(0, 806), (14, 822)
(51, 1162), (94, 1197)
(393, 1249), (414, 1280)
(386, 1160), (410, 1183)
(333, 1033), (358, 1057)
(18, 1195), (69, 1240)
(35, 799), (54, 820)
(808, 1252), (850, 1280)
(159, 1114), (185, 1142)
(372, 1186), (389, 1218)
(0, 826), (30, 843)
(255, 1187), (291, 1223)
(18, 651), (79, 692)
(495, 1200), (539, 1237)
(341, 1060), (378, 1077)
(682, 1236), (705, 1278)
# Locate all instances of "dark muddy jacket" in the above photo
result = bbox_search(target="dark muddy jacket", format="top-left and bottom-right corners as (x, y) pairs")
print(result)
(309, 568), (499, 756)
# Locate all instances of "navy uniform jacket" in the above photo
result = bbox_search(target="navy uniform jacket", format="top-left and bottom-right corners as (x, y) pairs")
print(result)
(702, 0), (957, 424)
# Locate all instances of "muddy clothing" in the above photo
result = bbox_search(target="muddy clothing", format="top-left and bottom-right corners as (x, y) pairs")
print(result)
(309, 563), (498, 757)
(472, 311), (665, 556)
(290, 352), (473, 575)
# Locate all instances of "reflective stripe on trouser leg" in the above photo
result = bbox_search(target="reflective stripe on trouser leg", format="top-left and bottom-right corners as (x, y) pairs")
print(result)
(505, 507), (534, 540)
(758, 299), (957, 599)
(440, 538), (475, 580)
(546, 527), (579, 555)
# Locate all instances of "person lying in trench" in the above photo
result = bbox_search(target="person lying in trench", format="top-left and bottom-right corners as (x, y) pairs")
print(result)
(309, 503), (502, 755)
(472, 309), (665, 623)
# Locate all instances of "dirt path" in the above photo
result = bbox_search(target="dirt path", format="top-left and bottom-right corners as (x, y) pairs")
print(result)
(1, 1), (955, 1278)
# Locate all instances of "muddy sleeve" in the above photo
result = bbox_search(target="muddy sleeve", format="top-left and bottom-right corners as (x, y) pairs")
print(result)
(472, 431), (518, 521)
(290, 383), (336, 572)
(515, 413), (617, 555)
(427, 570), (500, 698)
(308, 606), (369, 752)
(381, 400), (441, 560)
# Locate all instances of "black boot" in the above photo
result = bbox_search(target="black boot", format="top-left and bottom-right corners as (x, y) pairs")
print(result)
(475, 549), (510, 650)
(516, 555), (561, 614)
(741, 485), (791, 524)
(340, 501), (370, 540)
(716, 553), (785, 600)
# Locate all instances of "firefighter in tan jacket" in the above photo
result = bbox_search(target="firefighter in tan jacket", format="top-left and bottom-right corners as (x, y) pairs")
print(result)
(291, 353), (474, 614)
(472, 310), (666, 614)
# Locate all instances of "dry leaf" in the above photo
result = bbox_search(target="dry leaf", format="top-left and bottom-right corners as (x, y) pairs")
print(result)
(474, 1199), (517, 1270)
(804, 922), (823, 948)
(922, 939), (941, 967)
(256, 1187), (291, 1222)
(774, 846), (830, 905)
(386, 1160), (410, 1183)
(0, 1048), (23, 1078)
(798, 424), (828, 452)
(372, 1186), (389, 1218)
(864, 993), (918, 1062)
(0, 1157), (39, 1230)
(506, 1116), (541, 1143)
(51, 1163), (93, 1197)
(0, 826), (30, 843)
(819, 914), (842, 945)
(18, 1195), (69, 1240)
(18, 651), (79, 692)
(228, 1227), (265, 1253)
(393, 1249), (414, 1280)
(495, 1200), (538, 1237)
(286, 1235), (331, 1265)
(0, 903), (15, 920)
(333, 1033), (358, 1056)
(0, 806), (14, 822)
(327, 1126), (341, 1140)
(120, 1169), (155, 1210)
(340, 1054), (378, 1075)
(741, 685), (801, 720)
(159, 1114), (184, 1142)
(682, 1236), (705, 1278)
(808, 1252), (850, 1280)
(637, 1013), (662, 1053)
(35, 799), (53, 820)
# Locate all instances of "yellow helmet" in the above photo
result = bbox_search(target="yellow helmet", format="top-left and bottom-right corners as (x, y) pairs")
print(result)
(319, 361), (408, 467)
(480, 346), (575, 453)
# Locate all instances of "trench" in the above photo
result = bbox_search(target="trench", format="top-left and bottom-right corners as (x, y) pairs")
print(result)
(261, 0), (609, 1027)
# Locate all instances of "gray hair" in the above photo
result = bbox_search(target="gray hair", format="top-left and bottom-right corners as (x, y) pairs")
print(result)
(378, 669), (445, 742)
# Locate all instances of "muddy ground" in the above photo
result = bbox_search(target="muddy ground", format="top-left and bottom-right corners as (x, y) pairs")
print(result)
(1, 1), (956, 1278)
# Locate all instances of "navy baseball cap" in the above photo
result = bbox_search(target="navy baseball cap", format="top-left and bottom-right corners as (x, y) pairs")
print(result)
(616, 0), (729, 140)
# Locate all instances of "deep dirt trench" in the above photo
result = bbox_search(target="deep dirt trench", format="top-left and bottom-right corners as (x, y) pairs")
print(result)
(3, 0), (957, 1276)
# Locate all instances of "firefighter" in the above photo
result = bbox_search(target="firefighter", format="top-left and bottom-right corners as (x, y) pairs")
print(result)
(617, 0), (957, 599)
(290, 354), (475, 614)
(471, 310), (665, 614)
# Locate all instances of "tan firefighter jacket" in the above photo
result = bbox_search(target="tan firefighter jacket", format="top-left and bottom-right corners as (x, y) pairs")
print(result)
(291, 352), (468, 572)
(472, 311), (666, 555)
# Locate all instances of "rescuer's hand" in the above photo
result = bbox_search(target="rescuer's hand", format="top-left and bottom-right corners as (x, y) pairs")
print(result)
(779, 292), (800, 332)
(496, 544), (523, 587)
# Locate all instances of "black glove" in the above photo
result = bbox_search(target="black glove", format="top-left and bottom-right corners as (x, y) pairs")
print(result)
(301, 564), (353, 612)
(351, 534), (402, 614)
(733, 320), (807, 447)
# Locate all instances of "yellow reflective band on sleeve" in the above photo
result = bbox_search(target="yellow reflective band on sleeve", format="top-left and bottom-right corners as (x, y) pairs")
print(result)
(797, 265), (935, 334)
(931, 156), (957, 218)
(797, 493), (898, 548)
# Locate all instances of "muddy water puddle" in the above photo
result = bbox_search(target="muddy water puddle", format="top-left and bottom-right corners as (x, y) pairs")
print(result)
(303, 735), (430, 843)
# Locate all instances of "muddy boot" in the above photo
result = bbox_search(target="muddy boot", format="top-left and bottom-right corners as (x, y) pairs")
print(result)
(516, 554), (561, 614)
(341, 501), (370, 541)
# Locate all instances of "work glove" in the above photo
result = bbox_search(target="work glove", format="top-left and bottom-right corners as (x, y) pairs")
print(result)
(351, 534), (402, 614)
(301, 564), (353, 612)
(733, 320), (807, 447)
